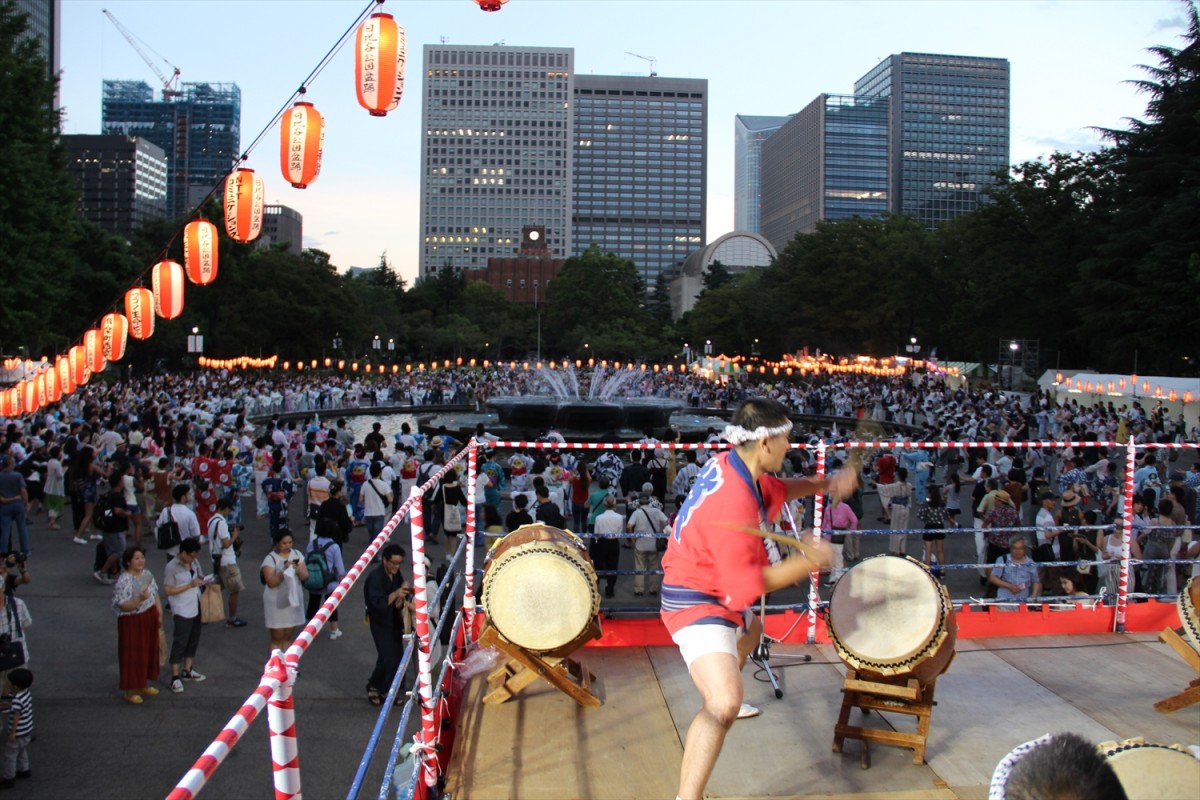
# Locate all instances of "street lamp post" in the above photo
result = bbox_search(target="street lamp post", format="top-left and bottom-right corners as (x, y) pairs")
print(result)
(534, 280), (541, 362)
(372, 335), (381, 352)
(904, 337), (920, 357)
(1008, 341), (1020, 389)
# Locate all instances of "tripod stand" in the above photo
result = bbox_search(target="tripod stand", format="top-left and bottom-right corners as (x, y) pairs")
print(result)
(748, 594), (813, 699)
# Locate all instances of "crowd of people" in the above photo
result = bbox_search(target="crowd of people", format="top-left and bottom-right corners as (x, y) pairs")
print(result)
(0, 363), (1195, 725)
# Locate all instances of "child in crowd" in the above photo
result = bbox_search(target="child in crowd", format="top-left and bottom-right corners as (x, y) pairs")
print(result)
(0, 667), (33, 787)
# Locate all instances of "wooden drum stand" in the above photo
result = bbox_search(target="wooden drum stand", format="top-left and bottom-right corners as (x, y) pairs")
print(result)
(479, 617), (603, 708)
(833, 671), (938, 768)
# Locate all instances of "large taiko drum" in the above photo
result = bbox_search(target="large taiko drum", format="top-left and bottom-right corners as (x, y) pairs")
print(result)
(481, 523), (600, 657)
(827, 554), (957, 686)
(1100, 738), (1200, 799)
(1177, 576), (1200, 656)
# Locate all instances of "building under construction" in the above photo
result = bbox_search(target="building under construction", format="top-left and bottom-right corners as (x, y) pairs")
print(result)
(101, 80), (241, 220)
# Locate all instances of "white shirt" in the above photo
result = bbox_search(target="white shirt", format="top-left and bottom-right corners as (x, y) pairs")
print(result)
(208, 515), (236, 567)
(160, 503), (202, 545)
(163, 556), (203, 618)
(362, 477), (392, 518)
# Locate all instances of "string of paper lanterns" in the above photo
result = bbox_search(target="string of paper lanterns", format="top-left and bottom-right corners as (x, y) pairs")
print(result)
(2, 0), (418, 418)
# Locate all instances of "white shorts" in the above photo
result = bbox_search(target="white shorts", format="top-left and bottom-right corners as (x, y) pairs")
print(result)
(672, 623), (738, 669)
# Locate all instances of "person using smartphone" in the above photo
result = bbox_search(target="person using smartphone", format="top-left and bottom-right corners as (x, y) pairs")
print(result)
(162, 538), (209, 693)
(260, 529), (308, 653)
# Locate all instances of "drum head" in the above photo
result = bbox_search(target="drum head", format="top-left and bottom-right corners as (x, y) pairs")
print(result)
(1103, 742), (1200, 799)
(486, 544), (595, 652)
(829, 555), (942, 667)
(1179, 576), (1200, 656)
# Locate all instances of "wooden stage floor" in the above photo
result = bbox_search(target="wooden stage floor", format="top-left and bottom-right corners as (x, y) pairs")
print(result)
(444, 632), (1200, 800)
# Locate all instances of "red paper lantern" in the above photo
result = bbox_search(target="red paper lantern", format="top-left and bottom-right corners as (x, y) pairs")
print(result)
(69, 345), (90, 387)
(33, 373), (47, 408)
(44, 363), (61, 403)
(281, 102), (325, 189)
(84, 328), (106, 374)
(0, 390), (10, 418)
(57, 356), (75, 396)
(183, 219), (219, 285)
(224, 168), (264, 243)
(21, 380), (36, 415)
(474, 0), (510, 10)
(125, 288), (156, 340)
(101, 313), (129, 361)
(1169, 390), (1178, 402)
(355, 13), (406, 116)
(152, 260), (185, 320)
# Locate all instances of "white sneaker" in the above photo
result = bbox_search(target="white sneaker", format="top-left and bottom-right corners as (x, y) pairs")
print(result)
(329, 629), (343, 640)
(72, 536), (87, 545)
(170, 678), (184, 694)
(89, 533), (102, 541)
(182, 669), (206, 682)
(94, 570), (113, 585)
(737, 703), (760, 719)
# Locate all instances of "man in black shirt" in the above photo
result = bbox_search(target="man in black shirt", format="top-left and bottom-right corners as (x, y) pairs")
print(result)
(363, 543), (412, 706)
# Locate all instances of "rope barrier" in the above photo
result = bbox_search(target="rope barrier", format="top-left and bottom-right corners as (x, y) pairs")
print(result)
(809, 441), (827, 643)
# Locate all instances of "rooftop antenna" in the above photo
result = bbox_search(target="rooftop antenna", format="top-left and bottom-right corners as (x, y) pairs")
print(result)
(440, 35), (449, 44)
(625, 51), (657, 77)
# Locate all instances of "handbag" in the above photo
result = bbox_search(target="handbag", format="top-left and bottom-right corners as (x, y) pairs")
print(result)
(443, 502), (463, 533)
(0, 604), (26, 671)
(156, 509), (181, 550)
(1032, 542), (1056, 563)
(200, 583), (225, 624)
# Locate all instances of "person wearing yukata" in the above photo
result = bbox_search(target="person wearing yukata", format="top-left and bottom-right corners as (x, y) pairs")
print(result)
(661, 398), (855, 800)
(260, 462), (292, 534)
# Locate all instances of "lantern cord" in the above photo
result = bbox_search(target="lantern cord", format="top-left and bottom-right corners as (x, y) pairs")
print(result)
(64, 0), (385, 356)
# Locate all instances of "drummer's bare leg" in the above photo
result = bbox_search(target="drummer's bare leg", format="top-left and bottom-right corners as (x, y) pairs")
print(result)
(737, 615), (762, 669)
(679, 652), (743, 800)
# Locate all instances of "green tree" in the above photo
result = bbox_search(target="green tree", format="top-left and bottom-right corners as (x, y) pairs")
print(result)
(701, 260), (733, 293)
(542, 246), (658, 357)
(1078, 2), (1200, 373)
(0, 2), (89, 353)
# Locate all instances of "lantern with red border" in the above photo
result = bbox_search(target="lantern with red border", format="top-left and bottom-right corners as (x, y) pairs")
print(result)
(183, 219), (219, 285)
(56, 356), (75, 396)
(281, 102), (325, 188)
(44, 363), (61, 403)
(69, 345), (90, 386)
(224, 168), (264, 243)
(33, 372), (47, 409)
(152, 261), (185, 319)
(0, 391), (11, 418)
(101, 313), (129, 361)
(84, 329), (106, 374)
(355, 13), (406, 117)
(1169, 390), (1178, 402)
(125, 288), (156, 340)
(474, 0), (510, 10)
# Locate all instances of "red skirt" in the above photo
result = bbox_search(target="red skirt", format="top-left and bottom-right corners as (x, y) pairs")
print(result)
(117, 607), (161, 691)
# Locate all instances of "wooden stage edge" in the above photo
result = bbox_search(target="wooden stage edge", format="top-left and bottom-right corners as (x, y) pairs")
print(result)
(443, 633), (1200, 800)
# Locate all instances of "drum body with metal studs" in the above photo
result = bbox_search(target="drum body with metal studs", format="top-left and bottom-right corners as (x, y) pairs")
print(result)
(827, 554), (957, 686)
(1177, 576), (1200, 656)
(1100, 738), (1200, 799)
(481, 523), (600, 657)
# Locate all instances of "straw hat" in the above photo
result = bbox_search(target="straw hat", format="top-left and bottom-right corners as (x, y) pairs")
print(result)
(1061, 489), (1080, 508)
(994, 490), (1013, 505)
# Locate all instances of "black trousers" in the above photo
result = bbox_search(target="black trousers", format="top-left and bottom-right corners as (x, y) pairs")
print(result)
(367, 623), (408, 693)
(590, 538), (620, 592)
(169, 613), (202, 665)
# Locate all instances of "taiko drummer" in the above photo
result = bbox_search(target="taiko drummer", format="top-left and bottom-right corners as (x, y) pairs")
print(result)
(661, 397), (858, 800)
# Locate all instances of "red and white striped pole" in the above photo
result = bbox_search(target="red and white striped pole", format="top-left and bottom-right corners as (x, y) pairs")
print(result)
(265, 651), (301, 800)
(464, 440), (479, 637)
(1115, 439), (1137, 633)
(808, 441), (827, 644)
(407, 486), (438, 790)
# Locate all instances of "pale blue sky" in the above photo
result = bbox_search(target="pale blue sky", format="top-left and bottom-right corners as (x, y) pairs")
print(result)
(58, 0), (1186, 283)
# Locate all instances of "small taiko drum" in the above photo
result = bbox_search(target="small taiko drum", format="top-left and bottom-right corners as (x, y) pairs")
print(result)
(828, 554), (957, 686)
(1100, 738), (1200, 799)
(1177, 576), (1200, 656)
(481, 523), (600, 657)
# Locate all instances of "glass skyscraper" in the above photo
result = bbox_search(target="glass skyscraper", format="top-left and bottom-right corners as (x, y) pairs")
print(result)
(855, 52), (1010, 229)
(573, 75), (707, 286)
(101, 80), (242, 219)
(419, 45), (574, 277)
(734, 114), (790, 234)
(62, 134), (168, 239)
(759, 93), (888, 251)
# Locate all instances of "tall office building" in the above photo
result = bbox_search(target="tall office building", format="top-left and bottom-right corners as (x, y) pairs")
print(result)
(261, 204), (303, 256)
(101, 80), (241, 219)
(854, 52), (1010, 229)
(62, 134), (168, 239)
(13, 0), (60, 91)
(760, 93), (888, 250)
(419, 44), (573, 277)
(734, 114), (790, 234)
(573, 75), (707, 285)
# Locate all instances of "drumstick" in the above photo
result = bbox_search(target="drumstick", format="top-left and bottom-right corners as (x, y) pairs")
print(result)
(716, 521), (819, 555)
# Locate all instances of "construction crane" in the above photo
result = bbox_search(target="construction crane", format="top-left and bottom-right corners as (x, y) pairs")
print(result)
(625, 51), (657, 77)
(102, 9), (182, 100)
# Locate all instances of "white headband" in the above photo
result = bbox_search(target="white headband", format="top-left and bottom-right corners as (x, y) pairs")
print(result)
(721, 421), (793, 446)
(989, 733), (1052, 800)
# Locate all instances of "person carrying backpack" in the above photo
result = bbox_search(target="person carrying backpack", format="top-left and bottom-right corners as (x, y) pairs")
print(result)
(94, 474), (132, 584)
(304, 518), (346, 640)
